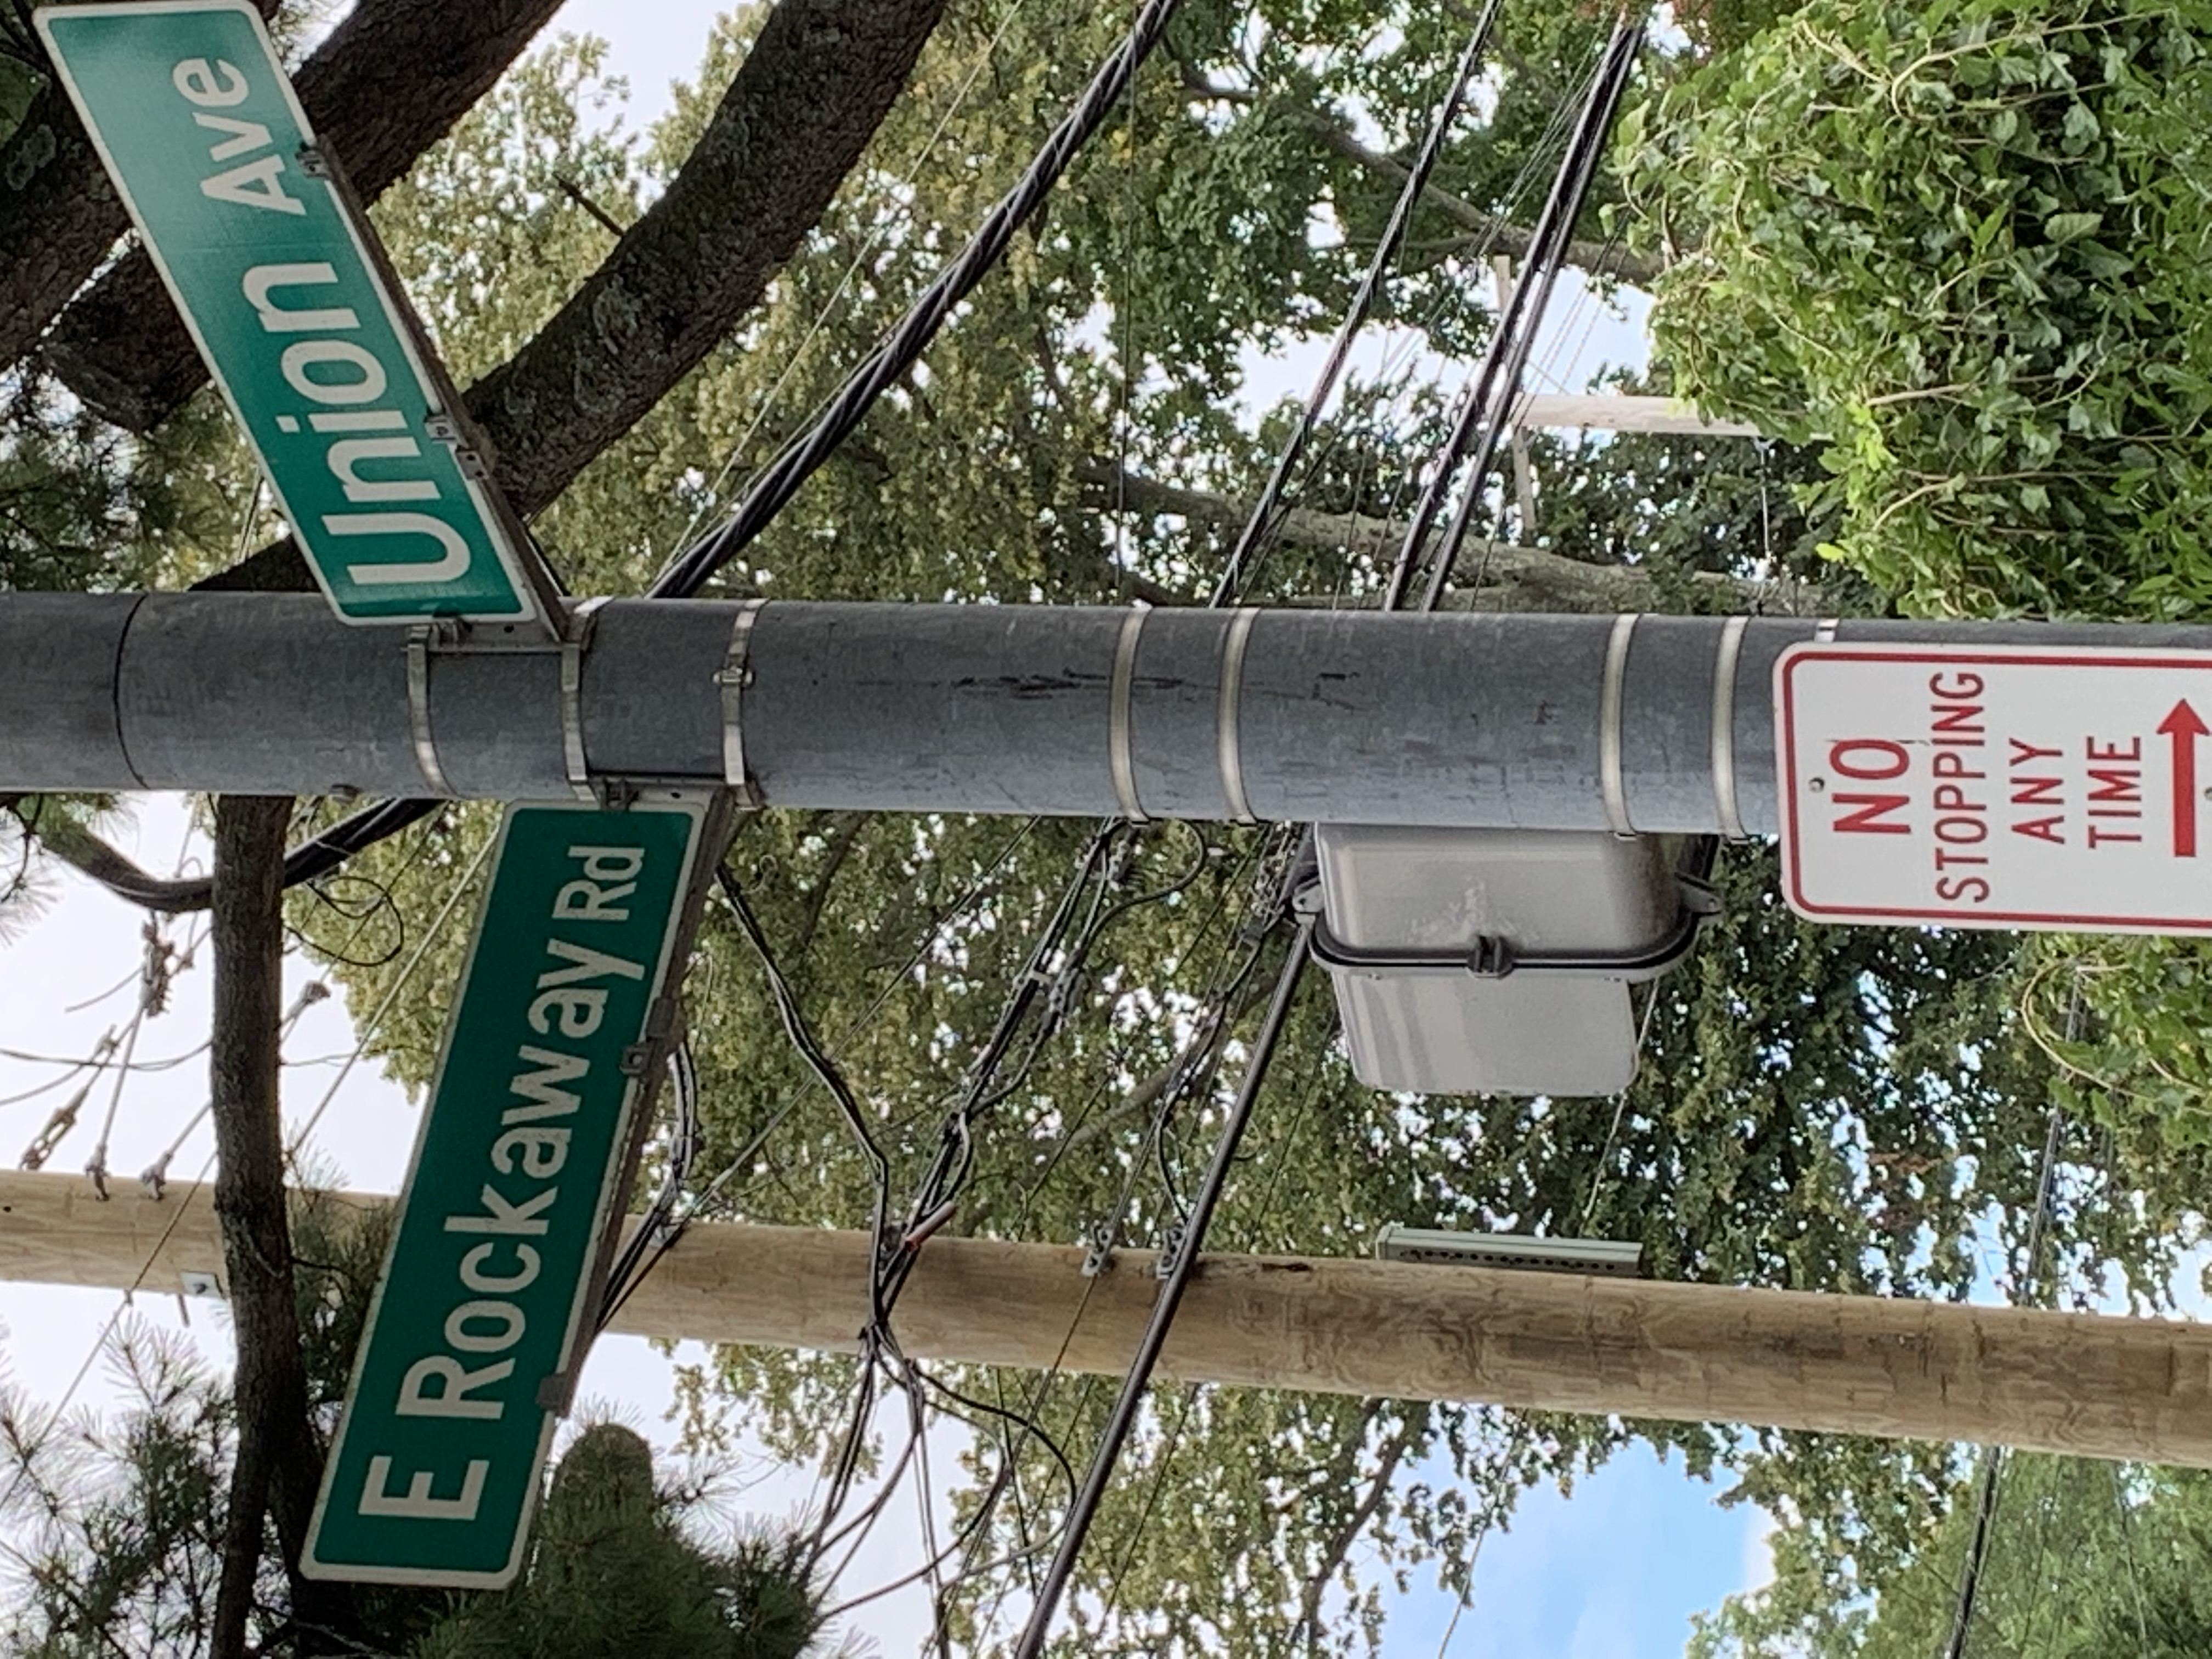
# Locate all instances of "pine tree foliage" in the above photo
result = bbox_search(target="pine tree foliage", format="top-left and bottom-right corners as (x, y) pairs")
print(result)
(0, 1201), (824, 1657)
(412, 1425), (826, 1659)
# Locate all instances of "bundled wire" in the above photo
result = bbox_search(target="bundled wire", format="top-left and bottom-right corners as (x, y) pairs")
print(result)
(1381, 17), (1647, 614)
(793, 823), (1123, 1555)
(649, 0), (1187, 601)
(1008, 20), (1656, 1650)
(1209, 0), (1506, 608)
(594, 1039), (706, 1327)
(1010, 878), (1316, 1659)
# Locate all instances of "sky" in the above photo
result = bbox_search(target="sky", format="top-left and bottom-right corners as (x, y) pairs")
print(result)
(0, 4), (1763, 1656)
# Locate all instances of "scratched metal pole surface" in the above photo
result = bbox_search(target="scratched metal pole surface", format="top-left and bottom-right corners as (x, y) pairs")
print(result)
(7, 592), (2211, 833)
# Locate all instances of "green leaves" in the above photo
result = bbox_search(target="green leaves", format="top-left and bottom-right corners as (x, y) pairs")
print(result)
(1628, 0), (2212, 619)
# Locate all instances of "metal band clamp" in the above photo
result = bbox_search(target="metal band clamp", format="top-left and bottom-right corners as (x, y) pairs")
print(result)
(1599, 613), (1639, 837)
(560, 598), (608, 803)
(1217, 608), (1260, 825)
(717, 600), (767, 808)
(406, 625), (451, 795)
(1301, 840), (1723, 986)
(1710, 614), (1750, 842)
(1109, 607), (1150, 822)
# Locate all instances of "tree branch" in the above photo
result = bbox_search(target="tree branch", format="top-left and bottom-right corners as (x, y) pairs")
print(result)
(199, 0), (949, 594)
(1295, 111), (1661, 288)
(1296, 1407), (1411, 1650)
(209, 795), (357, 1657)
(1177, 74), (1662, 288)
(1079, 459), (1827, 614)
(39, 0), (568, 427)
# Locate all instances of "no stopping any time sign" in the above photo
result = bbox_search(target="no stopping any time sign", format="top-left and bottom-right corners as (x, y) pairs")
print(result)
(1776, 642), (2212, 934)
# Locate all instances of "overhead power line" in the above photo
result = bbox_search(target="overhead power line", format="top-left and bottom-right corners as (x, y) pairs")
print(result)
(1210, 0), (1505, 608)
(1940, 1102), (2070, 1659)
(650, 0), (1188, 600)
(1382, 17), (1647, 613)
(1009, 903), (1316, 1658)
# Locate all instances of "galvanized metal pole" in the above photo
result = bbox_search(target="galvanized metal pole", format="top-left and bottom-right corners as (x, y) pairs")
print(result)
(8, 593), (2212, 833)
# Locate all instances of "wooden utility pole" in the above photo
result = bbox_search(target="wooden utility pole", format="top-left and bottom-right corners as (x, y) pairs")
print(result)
(7, 1169), (2209, 1468)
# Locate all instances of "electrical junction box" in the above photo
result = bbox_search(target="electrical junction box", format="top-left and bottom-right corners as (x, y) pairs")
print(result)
(1313, 825), (1679, 1098)
(1373, 1226), (1644, 1277)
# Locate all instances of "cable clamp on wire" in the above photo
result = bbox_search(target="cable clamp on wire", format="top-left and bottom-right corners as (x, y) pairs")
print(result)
(716, 600), (768, 808)
(1155, 1220), (1188, 1281)
(1599, 613), (1639, 838)
(407, 624), (453, 796)
(1217, 607), (1260, 823)
(1081, 1220), (1118, 1278)
(1710, 614), (1751, 842)
(1109, 606), (1152, 822)
(560, 598), (608, 804)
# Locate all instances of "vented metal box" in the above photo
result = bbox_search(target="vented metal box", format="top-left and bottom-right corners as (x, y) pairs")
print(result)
(1314, 825), (1675, 1097)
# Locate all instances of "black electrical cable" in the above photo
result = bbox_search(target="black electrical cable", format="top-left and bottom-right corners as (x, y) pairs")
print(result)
(1416, 23), (1644, 614)
(1378, 18), (1646, 614)
(1007, 26), (1653, 1645)
(1008, 905), (1315, 1659)
(1209, 0), (1505, 608)
(648, 0), (1187, 601)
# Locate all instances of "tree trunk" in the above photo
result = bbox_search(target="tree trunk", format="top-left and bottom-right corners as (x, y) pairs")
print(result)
(208, 794), (356, 1657)
(0, 79), (124, 374)
(198, 0), (949, 595)
(38, 0), (568, 427)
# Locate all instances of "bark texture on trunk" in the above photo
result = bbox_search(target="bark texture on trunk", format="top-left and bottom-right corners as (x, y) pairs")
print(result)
(208, 794), (354, 1657)
(40, 0), (567, 428)
(198, 0), (949, 594)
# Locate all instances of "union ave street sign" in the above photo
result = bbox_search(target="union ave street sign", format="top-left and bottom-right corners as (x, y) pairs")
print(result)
(35, 0), (555, 629)
(304, 797), (718, 1587)
(1778, 641), (2212, 934)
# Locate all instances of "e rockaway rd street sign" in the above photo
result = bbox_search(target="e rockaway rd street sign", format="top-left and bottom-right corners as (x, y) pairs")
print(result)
(1778, 641), (2212, 934)
(304, 796), (720, 1588)
(35, 0), (555, 629)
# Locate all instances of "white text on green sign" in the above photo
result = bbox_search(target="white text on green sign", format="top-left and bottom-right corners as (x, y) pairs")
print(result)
(33, 0), (548, 627)
(303, 799), (706, 1587)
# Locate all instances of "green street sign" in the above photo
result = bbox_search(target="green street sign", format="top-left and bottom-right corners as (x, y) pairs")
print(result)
(34, 1), (554, 629)
(304, 797), (716, 1587)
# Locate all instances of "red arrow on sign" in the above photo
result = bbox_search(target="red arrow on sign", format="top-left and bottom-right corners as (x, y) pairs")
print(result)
(2159, 699), (2209, 857)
